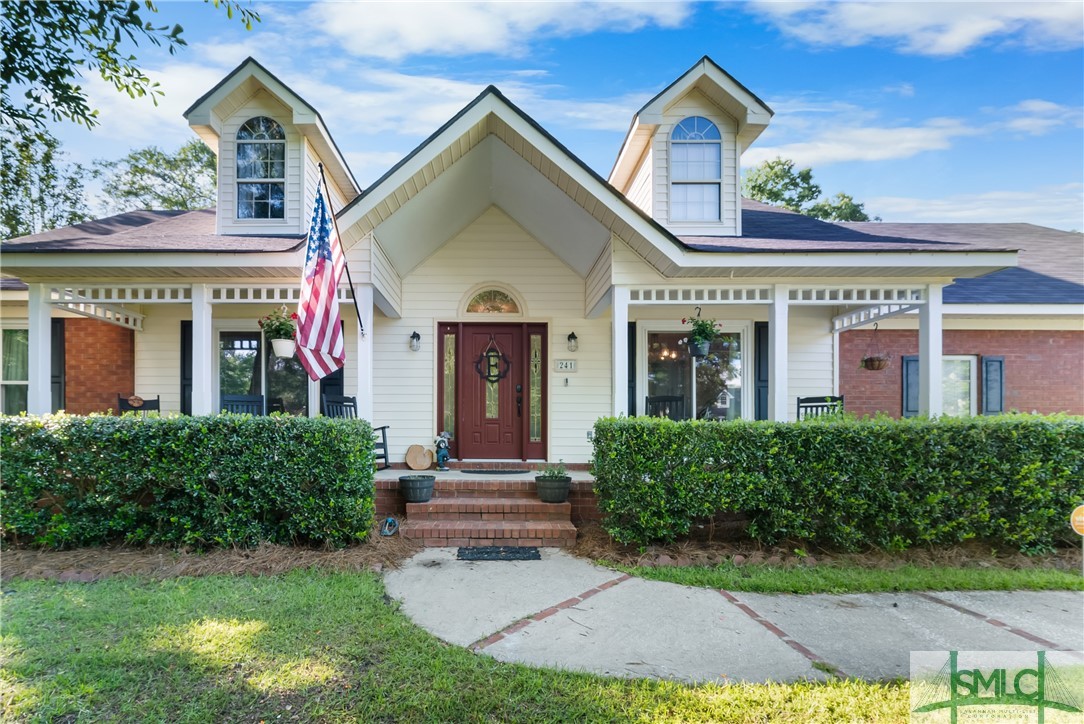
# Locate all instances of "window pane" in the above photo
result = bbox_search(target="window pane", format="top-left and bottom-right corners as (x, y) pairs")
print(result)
(672, 116), (721, 141)
(485, 380), (499, 418)
(266, 348), (308, 416)
(2, 329), (29, 381)
(442, 333), (456, 435)
(647, 331), (691, 418)
(671, 183), (720, 221)
(238, 116), (285, 140)
(942, 359), (973, 417)
(529, 334), (542, 442)
(2, 384), (27, 415)
(697, 333), (742, 420)
(672, 142), (720, 181)
(466, 289), (519, 314)
(220, 332), (261, 396)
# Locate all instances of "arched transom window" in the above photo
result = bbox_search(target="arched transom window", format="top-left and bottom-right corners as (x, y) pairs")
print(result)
(466, 289), (520, 314)
(670, 116), (721, 222)
(236, 116), (285, 219)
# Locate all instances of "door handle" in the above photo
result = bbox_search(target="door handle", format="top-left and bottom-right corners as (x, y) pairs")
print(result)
(516, 396), (522, 416)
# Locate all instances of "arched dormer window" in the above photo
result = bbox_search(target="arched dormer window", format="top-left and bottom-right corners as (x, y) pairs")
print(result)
(670, 116), (721, 222)
(236, 117), (285, 219)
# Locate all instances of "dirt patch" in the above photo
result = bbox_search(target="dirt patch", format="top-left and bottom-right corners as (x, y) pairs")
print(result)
(570, 523), (1083, 571)
(2, 522), (420, 583)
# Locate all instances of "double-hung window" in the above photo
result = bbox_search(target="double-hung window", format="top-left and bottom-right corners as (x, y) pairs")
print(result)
(236, 116), (285, 219)
(670, 116), (721, 222)
(1, 327), (29, 414)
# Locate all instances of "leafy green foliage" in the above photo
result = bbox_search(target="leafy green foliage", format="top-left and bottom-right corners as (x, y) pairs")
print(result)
(0, 413), (374, 548)
(743, 157), (875, 221)
(94, 139), (217, 212)
(0, 0), (259, 138)
(0, 131), (91, 238)
(592, 415), (1084, 552)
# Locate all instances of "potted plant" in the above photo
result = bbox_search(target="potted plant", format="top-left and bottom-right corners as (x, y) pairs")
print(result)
(399, 473), (436, 503)
(535, 461), (572, 504)
(259, 306), (298, 358)
(682, 316), (718, 357)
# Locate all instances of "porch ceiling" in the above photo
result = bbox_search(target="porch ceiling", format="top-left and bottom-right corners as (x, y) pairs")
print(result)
(0, 252), (304, 283)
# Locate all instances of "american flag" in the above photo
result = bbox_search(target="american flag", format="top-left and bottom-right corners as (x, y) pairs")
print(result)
(296, 181), (345, 381)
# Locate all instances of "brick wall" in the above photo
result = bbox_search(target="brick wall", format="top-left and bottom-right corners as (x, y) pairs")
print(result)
(840, 329), (1084, 417)
(63, 319), (135, 414)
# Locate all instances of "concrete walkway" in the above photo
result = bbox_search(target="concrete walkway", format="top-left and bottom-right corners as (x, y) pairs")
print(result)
(384, 548), (1084, 684)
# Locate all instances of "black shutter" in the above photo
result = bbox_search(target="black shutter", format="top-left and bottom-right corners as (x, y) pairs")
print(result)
(901, 355), (919, 418)
(982, 356), (1004, 415)
(180, 321), (192, 415)
(627, 321), (636, 416)
(317, 321), (347, 415)
(50, 319), (65, 411)
(754, 322), (769, 420)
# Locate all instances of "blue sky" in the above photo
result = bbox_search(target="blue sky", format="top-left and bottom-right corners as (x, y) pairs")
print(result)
(51, 1), (1084, 229)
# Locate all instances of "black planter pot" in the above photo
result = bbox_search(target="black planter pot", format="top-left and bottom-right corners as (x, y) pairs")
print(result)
(399, 474), (436, 503)
(535, 476), (572, 504)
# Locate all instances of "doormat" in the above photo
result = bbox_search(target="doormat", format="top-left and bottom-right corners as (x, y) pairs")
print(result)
(457, 546), (541, 561)
(460, 469), (531, 475)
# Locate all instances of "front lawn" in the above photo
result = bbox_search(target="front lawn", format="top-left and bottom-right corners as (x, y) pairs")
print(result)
(1, 570), (908, 723)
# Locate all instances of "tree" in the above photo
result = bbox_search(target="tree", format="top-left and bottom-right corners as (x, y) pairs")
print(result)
(743, 157), (875, 222)
(1, 131), (91, 239)
(95, 139), (217, 212)
(0, 1), (258, 138)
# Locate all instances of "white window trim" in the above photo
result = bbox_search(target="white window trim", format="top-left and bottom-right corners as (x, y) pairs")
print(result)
(211, 320), (318, 416)
(236, 117), (287, 221)
(668, 116), (723, 224)
(942, 354), (978, 417)
(636, 319), (752, 419)
(1, 322), (30, 414)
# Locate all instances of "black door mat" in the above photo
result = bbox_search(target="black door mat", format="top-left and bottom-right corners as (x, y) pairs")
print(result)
(457, 546), (541, 561)
(459, 469), (531, 475)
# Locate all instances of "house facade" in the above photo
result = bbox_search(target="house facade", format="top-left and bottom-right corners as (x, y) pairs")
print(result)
(6, 56), (1075, 465)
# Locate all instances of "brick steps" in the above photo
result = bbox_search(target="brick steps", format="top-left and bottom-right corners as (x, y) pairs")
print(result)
(407, 497), (571, 521)
(401, 519), (577, 548)
(390, 476), (578, 548)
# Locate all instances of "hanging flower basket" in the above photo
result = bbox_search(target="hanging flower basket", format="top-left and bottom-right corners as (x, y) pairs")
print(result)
(691, 339), (712, 357)
(271, 338), (297, 358)
(861, 356), (889, 371)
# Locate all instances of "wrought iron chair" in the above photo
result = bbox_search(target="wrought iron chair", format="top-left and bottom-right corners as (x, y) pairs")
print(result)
(645, 395), (686, 420)
(322, 394), (390, 470)
(796, 395), (844, 420)
(221, 394), (264, 415)
(117, 395), (160, 414)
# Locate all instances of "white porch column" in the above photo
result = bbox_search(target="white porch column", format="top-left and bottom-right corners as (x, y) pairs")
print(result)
(612, 287), (630, 416)
(918, 283), (944, 417)
(354, 284), (374, 421)
(190, 284), (213, 415)
(768, 284), (789, 421)
(26, 283), (52, 414)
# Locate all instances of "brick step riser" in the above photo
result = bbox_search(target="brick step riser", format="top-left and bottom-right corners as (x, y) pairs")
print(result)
(402, 520), (577, 548)
(414, 537), (576, 548)
(408, 511), (571, 522)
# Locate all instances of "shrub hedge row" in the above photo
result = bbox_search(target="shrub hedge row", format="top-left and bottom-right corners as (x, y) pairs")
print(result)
(592, 414), (1084, 553)
(1, 414), (375, 549)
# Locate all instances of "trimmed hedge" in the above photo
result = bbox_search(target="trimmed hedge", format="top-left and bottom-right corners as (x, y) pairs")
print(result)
(1, 414), (375, 549)
(592, 414), (1084, 553)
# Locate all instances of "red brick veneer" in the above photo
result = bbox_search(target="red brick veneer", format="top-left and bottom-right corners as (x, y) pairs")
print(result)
(62, 318), (135, 414)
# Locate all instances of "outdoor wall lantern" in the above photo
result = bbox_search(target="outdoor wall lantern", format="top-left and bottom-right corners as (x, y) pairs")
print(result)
(567, 332), (578, 352)
(409, 331), (421, 352)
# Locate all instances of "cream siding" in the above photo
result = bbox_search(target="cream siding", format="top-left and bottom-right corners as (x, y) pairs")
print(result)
(133, 304), (187, 412)
(787, 305), (837, 412)
(373, 206), (609, 464)
(585, 240), (613, 316)
(613, 238), (667, 286)
(626, 148), (653, 214)
(216, 90), (304, 237)
(370, 239), (403, 314)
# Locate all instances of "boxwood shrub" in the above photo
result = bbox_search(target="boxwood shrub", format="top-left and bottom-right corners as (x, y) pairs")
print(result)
(1, 413), (375, 549)
(592, 414), (1084, 553)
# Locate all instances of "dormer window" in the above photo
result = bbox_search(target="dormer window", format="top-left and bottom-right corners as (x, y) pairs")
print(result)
(236, 117), (285, 219)
(670, 116), (721, 222)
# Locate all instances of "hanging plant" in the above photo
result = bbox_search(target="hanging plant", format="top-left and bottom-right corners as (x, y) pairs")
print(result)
(860, 323), (889, 371)
(258, 305), (298, 340)
(683, 310), (718, 358)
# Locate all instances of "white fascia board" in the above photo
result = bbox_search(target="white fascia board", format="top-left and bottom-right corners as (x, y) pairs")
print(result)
(1, 250), (305, 270)
(945, 303), (1084, 316)
(608, 119), (655, 191)
(674, 250), (1018, 273)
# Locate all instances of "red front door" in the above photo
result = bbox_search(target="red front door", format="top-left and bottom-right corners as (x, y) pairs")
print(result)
(441, 323), (546, 460)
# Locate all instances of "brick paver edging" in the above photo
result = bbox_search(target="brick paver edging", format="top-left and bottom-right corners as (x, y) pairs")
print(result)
(469, 574), (632, 651)
(718, 589), (846, 678)
(916, 593), (1073, 651)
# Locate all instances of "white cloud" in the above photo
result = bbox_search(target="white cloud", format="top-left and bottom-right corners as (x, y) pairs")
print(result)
(747, 1), (1083, 56)
(744, 118), (980, 166)
(304, 1), (692, 59)
(996, 99), (1084, 136)
(869, 183), (1084, 230)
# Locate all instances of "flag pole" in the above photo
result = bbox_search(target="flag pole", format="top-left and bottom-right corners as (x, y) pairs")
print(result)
(317, 162), (365, 338)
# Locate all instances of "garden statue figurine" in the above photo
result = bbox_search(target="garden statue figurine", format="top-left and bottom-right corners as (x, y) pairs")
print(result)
(435, 431), (451, 471)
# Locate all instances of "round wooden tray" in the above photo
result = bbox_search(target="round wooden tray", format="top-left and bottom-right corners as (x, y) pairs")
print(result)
(405, 444), (433, 471)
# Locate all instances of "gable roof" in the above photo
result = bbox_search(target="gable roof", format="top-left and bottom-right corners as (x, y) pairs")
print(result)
(841, 220), (1084, 304)
(184, 57), (359, 200)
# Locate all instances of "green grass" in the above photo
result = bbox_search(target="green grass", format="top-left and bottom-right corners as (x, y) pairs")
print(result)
(1, 570), (908, 723)
(618, 561), (1084, 594)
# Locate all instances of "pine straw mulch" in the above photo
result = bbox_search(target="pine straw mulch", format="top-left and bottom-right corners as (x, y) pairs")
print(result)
(4, 521), (1079, 583)
(570, 523), (1083, 572)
